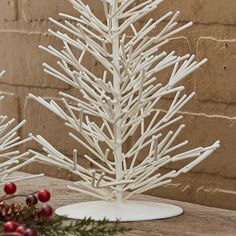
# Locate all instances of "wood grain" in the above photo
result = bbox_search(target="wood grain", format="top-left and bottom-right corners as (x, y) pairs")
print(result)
(1, 173), (235, 236)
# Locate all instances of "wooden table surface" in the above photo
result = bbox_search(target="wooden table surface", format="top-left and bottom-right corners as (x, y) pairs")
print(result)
(2, 173), (235, 236)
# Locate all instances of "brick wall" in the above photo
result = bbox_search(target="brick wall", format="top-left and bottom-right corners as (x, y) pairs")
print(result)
(0, 0), (235, 210)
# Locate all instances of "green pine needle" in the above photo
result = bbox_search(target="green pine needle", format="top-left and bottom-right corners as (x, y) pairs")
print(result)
(37, 216), (130, 236)
(0, 205), (131, 236)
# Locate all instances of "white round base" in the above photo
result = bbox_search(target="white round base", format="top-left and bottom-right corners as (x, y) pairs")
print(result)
(55, 200), (183, 221)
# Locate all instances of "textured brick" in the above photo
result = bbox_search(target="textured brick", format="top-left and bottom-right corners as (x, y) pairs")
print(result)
(148, 0), (236, 25)
(22, 0), (104, 22)
(0, 31), (69, 89)
(196, 187), (236, 210)
(195, 38), (236, 103)
(23, 96), (80, 155)
(148, 171), (236, 210)
(130, 112), (236, 179)
(0, 92), (18, 121)
(172, 112), (236, 179)
(0, 31), (102, 90)
(23, 0), (236, 25)
(22, 0), (72, 21)
(23, 94), (131, 160)
(0, 0), (17, 22)
(194, 100), (236, 118)
(159, 37), (194, 97)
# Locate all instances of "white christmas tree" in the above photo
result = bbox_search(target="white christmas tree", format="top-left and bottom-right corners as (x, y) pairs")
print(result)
(0, 71), (43, 184)
(29, 0), (220, 220)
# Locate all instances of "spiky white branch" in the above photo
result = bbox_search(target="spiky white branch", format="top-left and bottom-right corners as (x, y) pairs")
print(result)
(0, 71), (43, 184)
(30, 0), (220, 201)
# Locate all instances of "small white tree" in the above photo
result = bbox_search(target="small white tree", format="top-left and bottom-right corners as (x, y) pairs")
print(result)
(29, 0), (220, 220)
(0, 71), (42, 184)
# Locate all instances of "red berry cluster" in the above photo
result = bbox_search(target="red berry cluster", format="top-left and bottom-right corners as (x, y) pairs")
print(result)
(2, 182), (53, 236)
(4, 222), (37, 236)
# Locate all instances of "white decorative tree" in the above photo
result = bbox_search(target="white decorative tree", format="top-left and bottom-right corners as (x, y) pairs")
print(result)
(29, 0), (220, 221)
(0, 71), (43, 184)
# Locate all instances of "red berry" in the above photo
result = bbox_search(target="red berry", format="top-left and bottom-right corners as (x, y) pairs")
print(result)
(4, 182), (17, 195)
(16, 225), (26, 234)
(26, 195), (38, 206)
(3, 221), (18, 232)
(24, 228), (37, 236)
(37, 190), (51, 202)
(39, 205), (53, 218)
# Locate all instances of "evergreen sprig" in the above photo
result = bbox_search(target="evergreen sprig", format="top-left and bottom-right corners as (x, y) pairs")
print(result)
(0, 183), (131, 236)
(0, 203), (130, 236)
(35, 216), (130, 236)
